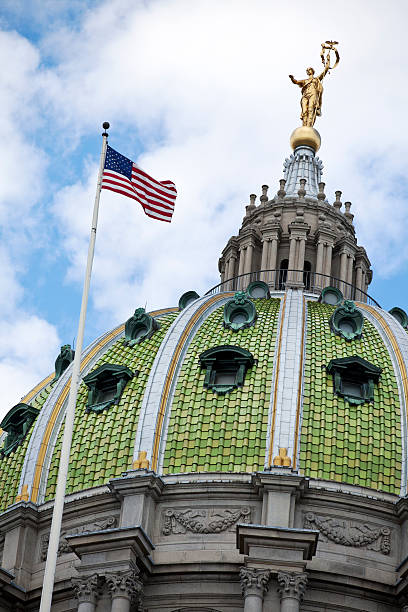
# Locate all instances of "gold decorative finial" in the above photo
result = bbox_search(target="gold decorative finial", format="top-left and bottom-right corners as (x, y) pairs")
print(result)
(273, 447), (292, 467)
(289, 41), (340, 128)
(132, 450), (150, 470)
(15, 484), (29, 503)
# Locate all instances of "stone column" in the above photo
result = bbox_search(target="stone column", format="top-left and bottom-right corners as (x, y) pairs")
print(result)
(346, 255), (354, 296)
(355, 265), (363, 293)
(260, 239), (270, 282)
(227, 256), (237, 289)
(106, 571), (142, 612)
(277, 571), (308, 612)
(324, 244), (333, 279)
(240, 567), (271, 612)
(261, 239), (269, 271)
(315, 241), (324, 277)
(238, 247), (246, 278)
(296, 237), (306, 274)
(72, 574), (100, 612)
(288, 237), (297, 272)
(339, 251), (348, 284)
(244, 244), (254, 275)
(270, 238), (278, 271)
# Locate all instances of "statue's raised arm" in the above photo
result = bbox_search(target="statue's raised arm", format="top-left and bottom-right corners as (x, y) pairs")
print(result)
(289, 41), (340, 128)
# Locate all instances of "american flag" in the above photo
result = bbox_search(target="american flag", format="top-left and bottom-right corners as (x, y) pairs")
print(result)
(101, 145), (177, 222)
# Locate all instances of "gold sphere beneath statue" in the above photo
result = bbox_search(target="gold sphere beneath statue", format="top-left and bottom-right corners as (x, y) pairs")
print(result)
(290, 126), (321, 152)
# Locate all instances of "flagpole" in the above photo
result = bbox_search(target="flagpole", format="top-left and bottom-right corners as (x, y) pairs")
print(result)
(39, 122), (110, 612)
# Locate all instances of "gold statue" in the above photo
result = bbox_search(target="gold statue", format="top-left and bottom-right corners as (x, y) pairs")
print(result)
(289, 41), (340, 127)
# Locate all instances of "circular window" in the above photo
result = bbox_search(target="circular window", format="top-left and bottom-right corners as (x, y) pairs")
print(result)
(230, 311), (247, 325)
(320, 286), (343, 306)
(338, 318), (356, 335)
(133, 326), (147, 340)
(251, 287), (265, 298)
(325, 290), (340, 305)
(247, 280), (269, 299)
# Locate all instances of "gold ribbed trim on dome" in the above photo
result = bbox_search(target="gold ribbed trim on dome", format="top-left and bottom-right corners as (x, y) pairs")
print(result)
(30, 308), (176, 504)
(151, 294), (233, 472)
(359, 303), (408, 490)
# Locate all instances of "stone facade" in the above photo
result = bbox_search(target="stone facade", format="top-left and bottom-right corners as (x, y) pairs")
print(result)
(0, 471), (408, 610)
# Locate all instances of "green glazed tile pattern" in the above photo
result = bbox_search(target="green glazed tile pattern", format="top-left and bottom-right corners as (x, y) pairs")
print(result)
(299, 301), (402, 493)
(163, 298), (281, 474)
(0, 381), (53, 511)
(45, 313), (178, 500)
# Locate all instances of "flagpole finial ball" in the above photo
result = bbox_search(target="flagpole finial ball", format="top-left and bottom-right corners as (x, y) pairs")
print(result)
(102, 122), (110, 130)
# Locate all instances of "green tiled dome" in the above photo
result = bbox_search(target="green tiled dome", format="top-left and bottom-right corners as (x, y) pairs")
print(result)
(1, 291), (407, 510)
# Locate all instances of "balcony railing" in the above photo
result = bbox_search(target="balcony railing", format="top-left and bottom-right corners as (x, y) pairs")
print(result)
(205, 269), (381, 308)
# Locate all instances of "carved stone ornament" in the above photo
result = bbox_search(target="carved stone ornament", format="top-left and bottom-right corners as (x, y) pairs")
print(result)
(304, 512), (391, 554)
(40, 515), (117, 561)
(240, 567), (271, 597)
(72, 573), (100, 604)
(277, 571), (308, 602)
(162, 507), (251, 535)
(106, 570), (142, 604)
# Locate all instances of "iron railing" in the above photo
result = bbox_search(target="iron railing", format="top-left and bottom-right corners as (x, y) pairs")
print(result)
(205, 269), (381, 308)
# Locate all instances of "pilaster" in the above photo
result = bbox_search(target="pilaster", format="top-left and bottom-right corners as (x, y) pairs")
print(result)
(0, 502), (39, 589)
(287, 220), (310, 287)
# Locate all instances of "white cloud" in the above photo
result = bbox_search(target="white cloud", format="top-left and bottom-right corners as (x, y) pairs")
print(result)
(0, 30), (60, 418)
(1, 0), (408, 411)
(45, 0), (408, 326)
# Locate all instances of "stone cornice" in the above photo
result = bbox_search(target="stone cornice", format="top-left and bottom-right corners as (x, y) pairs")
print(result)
(288, 221), (311, 237)
(314, 226), (338, 245)
(109, 471), (164, 501)
(236, 524), (319, 573)
(0, 501), (39, 531)
(66, 525), (154, 574)
(0, 567), (26, 603)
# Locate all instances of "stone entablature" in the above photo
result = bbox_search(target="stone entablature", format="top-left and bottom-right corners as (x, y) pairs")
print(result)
(0, 472), (407, 610)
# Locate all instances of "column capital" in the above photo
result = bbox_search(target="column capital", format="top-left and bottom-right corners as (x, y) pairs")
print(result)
(240, 567), (271, 598)
(277, 571), (308, 602)
(106, 570), (143, 603)
(72, 573), (100, 605)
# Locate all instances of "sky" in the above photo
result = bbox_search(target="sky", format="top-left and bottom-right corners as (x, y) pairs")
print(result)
(0, 0), (408, 416)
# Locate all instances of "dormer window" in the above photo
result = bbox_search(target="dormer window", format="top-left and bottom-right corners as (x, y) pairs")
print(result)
(199, 346), (254, 395)
(0, 403), (39, 456)
(330, 300), (364, 341)
(223, 292), (257, 331)
(83, 364), (134, 413)
(327, 356), (381, 405)
(124, 308), (159, 346)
